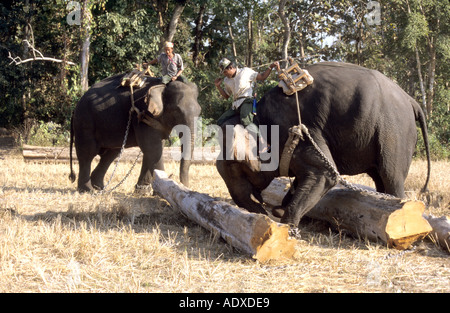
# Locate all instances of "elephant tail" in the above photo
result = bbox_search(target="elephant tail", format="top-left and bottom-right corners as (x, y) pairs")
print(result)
(414, 100), (431, 193)
(68, 114), (76, 183)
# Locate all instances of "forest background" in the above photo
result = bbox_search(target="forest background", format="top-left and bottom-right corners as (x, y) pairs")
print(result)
(0, 0), (448, 159)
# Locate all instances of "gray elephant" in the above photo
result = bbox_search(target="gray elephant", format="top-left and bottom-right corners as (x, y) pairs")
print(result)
(216, 62), (431, 227)
(69, 73), (201, 192)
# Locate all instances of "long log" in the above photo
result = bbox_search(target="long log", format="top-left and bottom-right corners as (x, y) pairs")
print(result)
(152, 170), (297, 262)
(261, 178), (433, 250)
(22, 145), (218, 164)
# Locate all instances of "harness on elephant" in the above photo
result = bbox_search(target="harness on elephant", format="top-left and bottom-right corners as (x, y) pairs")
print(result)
(121, 66), (167, 134)
(277, 57), (314, 177)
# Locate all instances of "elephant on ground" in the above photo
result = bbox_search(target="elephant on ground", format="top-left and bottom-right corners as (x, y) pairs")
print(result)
(69, 74), (201, 192)
(216, 62), (431, 227)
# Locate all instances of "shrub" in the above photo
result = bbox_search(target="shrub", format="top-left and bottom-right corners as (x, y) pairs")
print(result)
(27, 121), (70, 147)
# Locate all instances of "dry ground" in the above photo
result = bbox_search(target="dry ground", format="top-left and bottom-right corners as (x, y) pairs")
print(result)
(0, 146), (448, 293)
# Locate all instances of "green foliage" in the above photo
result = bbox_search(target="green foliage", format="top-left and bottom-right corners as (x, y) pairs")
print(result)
(415, 128), (449, 161)
(402, 12), (429, 50)
(90, 7), (160, 83)
(27, 121), (69, 147)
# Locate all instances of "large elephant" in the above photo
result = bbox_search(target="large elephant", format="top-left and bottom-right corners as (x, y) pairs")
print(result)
(216, 62), (431, 227)
(69, 74), (201, 192)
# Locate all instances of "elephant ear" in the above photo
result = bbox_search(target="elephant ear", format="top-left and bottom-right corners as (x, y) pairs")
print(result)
(145, 84), (165, 117)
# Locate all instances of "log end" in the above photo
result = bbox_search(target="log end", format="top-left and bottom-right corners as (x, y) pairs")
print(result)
(251, 217), (297, 263)
(385, 201), (432, 250)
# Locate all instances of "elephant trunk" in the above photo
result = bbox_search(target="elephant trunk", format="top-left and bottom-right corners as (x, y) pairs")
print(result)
(179, 121), (195, 187)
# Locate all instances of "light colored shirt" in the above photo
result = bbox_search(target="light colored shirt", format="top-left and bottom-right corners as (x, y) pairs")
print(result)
(157, 53), (184, 77)
(223, 67), (258, 109)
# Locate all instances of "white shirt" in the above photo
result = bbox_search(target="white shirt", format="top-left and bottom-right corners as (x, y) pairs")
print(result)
(223, 67), (258, 109)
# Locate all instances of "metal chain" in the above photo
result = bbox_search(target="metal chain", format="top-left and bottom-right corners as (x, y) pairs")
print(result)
(300, 124), (397, 200)
(100, 108), (142, 194)
(286, 126), (398, 240)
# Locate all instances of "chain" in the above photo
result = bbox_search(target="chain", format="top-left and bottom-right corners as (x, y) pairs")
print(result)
(286, 123), (397, 240)
(100, 108), (142, 194)
(300, 125), (397, 200)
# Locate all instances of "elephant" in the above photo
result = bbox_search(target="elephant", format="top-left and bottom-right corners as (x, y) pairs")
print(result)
(69, 73), (201, 192)
(216, 62), (431, 227)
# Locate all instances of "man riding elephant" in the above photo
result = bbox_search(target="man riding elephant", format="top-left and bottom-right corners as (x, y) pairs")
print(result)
(147, 41), (188, 84)
(214, 58), (280, 136)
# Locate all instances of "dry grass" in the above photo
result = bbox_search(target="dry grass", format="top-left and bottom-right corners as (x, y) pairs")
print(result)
(0, 149), (448, 293)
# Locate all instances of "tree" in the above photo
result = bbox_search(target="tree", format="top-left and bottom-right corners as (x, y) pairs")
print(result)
(80, 0), (92, 92)
(278, 0), (290, 63)
(151, 0), (187, 50)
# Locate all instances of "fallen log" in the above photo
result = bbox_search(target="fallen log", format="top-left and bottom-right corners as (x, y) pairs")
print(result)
(22, 145), (217, 164)
(152, 170), (297, 262)
(22, 144), (140, 162)
(424, 215), (450, 251)
(261, 178), (433, 250)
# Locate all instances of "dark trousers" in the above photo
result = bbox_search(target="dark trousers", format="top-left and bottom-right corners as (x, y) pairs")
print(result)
(217, 98), (258, 134)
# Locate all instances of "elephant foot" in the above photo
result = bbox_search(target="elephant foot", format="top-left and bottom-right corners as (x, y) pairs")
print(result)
(77, 180), (94, 193)
(134, 184), (153, 196)
(272, 206), (286, 218)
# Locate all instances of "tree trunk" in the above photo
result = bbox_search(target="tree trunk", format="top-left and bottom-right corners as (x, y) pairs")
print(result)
(426, 37), (436, 115)
(261, 178), (433, 250)
(152, 170), (297, 262)
(192, 4), (206, 66)
(246, 9), (253, 67)
(80, 0), (91, 93)
(151, 0), (185, 51)
(278, 0), (290, 63)
(415, 46), (427, 115)
(165, 3), (185, 44)
(226, 19), (237, 60)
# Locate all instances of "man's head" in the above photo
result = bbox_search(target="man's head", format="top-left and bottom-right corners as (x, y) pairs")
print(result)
(164, 41), (174, 55)
(219, 58), (236, 78)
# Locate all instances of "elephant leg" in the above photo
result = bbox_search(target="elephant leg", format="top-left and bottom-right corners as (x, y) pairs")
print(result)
(380, 171), (406, 198)
(91, 148), (120, 190)
(280, 144), (337, 226)
(281, 172), (336, 227)
(272, 179), (297, 218)
(136, 138), (164, 189)
(366, 168), (385, 194)
(75, 139), (97, 192)
(77, 162), (93, 192)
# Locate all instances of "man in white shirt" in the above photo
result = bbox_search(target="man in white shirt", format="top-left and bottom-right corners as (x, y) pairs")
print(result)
(214, 58), (280, 133)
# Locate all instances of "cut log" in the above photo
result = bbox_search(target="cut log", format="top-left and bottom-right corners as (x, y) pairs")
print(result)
(262, 178), (433, 250)
(424, 215), (450, 251)
(152, 170), (297, 262)
(22, 145), (217, 164)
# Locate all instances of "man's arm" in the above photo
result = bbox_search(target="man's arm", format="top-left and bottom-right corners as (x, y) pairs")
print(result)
(256, 61), (280, 81)
(215, 78), (230, 99)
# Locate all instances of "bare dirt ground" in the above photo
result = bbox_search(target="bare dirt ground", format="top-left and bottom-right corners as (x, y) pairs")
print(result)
(0, 137), (448, 293)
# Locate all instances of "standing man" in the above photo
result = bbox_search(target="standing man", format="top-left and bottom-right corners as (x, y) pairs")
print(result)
(148, 41), (187, 84)
(214, 58), (280, 133)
